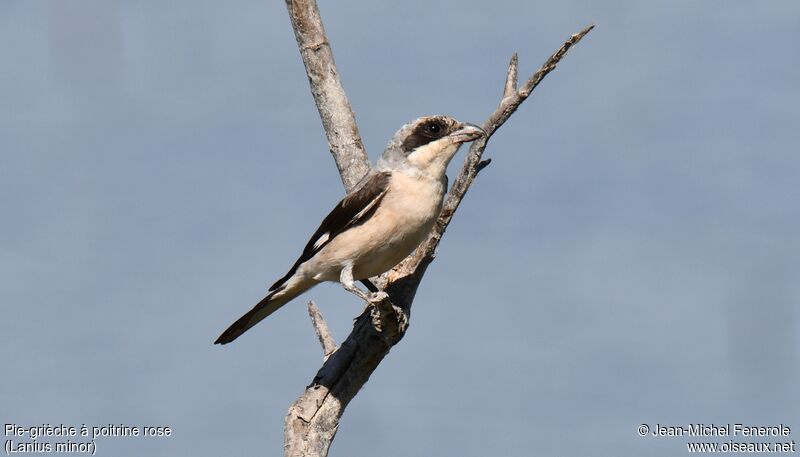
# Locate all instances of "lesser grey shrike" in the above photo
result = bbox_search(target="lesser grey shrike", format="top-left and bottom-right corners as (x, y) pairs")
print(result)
(215, 115), (484, 344)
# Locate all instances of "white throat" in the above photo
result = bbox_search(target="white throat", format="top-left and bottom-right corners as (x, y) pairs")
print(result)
(405, 141), (460, 180)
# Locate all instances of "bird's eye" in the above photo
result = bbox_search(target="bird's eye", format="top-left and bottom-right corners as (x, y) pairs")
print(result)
(426, 122), (442, 135)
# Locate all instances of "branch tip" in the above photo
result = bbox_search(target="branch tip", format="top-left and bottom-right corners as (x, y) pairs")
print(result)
(577, 23), (595, 39)
(517, 23), (595, 99)
(502, 53), (519, 100)
(307, 300), (337, 358)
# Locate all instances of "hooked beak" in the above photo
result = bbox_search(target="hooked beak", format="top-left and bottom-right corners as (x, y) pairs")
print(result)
(449, 123), (485, 144)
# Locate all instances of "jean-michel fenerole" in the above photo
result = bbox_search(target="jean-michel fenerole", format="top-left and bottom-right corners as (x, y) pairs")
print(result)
(651, 423), (791, 437)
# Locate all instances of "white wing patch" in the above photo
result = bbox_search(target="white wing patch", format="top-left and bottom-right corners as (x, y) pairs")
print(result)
(351, 190), (386, 222)
(312, 232), (330, 250)
(310, 187), (387, 253)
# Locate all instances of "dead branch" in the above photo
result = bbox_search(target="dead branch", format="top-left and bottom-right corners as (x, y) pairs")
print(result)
(307, 301), (337, 360)
(397, 24), (596, 282)
(502, 53), (519, 101)
(284, 0), (371, 192)
(282, 0), (593, 454)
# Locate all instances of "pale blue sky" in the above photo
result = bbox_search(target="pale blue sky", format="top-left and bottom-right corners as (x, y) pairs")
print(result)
(1, 1), (798, 456)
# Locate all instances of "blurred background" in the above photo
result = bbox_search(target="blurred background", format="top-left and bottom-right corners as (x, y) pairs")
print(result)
(1, 1), (798, 455)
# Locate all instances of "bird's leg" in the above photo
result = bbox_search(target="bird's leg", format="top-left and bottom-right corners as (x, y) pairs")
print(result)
(359, 279), (380, 293)
(339, 264), (373, 302)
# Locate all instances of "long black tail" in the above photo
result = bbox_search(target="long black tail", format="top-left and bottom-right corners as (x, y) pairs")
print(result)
(214, 277), (314, 344)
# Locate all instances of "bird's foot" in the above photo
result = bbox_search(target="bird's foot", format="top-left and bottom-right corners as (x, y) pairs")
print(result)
(344, 284), (374, 303)
(340, 264), (375, 303)
(367, 291), (408, 335)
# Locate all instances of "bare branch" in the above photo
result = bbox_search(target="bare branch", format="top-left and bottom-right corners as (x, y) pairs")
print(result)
(392, 24), (595, 285)
(284, 0), (372, 192)
(284, 293), (406, 457)
(307, 301), (337, 359)
(502, 53), (519, 101)
(519, 24), (595, 98)
(282, 2), (594, 452)
(485, 23), (595, 135)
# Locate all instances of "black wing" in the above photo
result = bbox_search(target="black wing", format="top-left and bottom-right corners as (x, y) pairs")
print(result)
(269, 171), (392, 291)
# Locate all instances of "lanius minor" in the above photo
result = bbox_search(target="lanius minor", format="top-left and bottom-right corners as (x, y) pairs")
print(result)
(215, 115), (484, 344)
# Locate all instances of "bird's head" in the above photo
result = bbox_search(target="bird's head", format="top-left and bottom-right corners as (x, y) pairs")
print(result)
(377, 115), (484, 176)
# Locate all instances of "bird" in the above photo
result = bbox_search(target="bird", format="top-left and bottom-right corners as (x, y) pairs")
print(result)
(214, 115), (484, 344)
